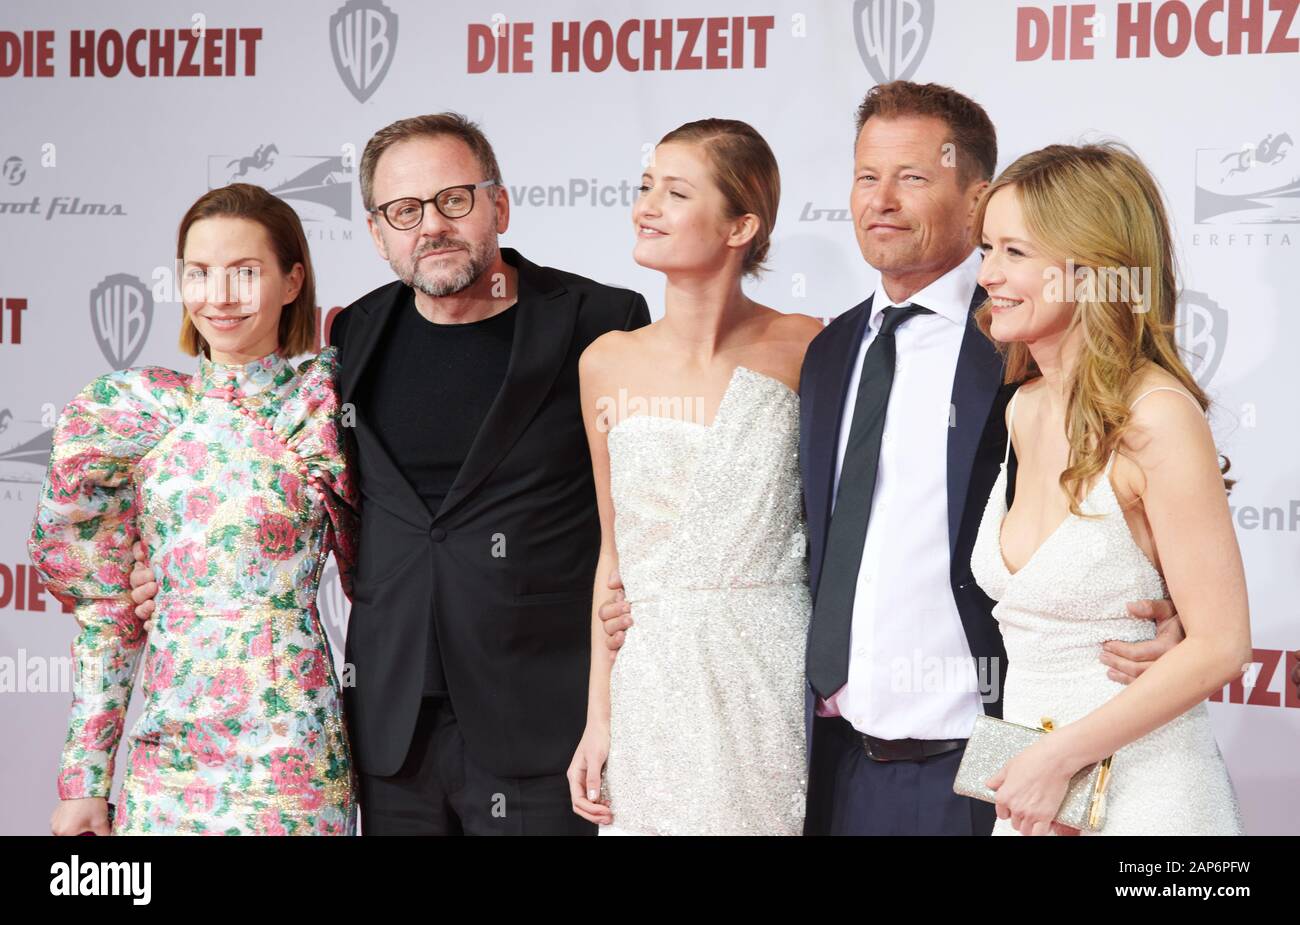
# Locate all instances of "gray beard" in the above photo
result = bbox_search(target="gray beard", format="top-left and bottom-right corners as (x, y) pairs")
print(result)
(400, 244), (495, 298)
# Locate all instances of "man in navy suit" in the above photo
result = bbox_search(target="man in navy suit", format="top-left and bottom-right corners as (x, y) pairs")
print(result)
(595, 81), (1184, 836)
(797, 81), (1183, 835)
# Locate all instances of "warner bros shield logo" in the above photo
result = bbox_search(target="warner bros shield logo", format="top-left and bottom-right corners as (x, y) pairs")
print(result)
(1176, 290), (1229, 387)
(330, 0), (398, 103)
(854, 0), (934, 84)
(89, 273), (153, 370)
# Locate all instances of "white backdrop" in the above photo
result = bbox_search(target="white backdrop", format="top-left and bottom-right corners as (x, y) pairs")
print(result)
(1, 0), (1296, 835)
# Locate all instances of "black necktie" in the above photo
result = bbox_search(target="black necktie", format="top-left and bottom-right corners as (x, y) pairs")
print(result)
(807, 304), (935, 699)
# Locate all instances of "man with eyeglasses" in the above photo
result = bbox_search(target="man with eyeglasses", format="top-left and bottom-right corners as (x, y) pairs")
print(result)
(203, 112), (641, 836)
(332, 112), (652, 835)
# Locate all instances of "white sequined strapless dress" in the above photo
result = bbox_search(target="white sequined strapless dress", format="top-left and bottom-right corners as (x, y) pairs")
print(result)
(599, 366), (810, 836)
(969, 388), (1243, 836)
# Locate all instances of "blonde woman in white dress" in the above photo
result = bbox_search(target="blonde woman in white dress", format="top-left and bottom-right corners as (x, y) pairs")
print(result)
(969, 142), (1249, 835)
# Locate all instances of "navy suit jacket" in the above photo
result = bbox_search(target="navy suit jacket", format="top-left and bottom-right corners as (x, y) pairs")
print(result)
(798, 285), (1018, 757)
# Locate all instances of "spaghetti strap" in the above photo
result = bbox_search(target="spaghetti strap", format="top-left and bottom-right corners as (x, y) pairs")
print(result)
(1103, 387), (1200, 483)
(1103, 448), (1118, 479)
(1131, 386), (1202, 413)
(1002, 388), (1020, 468)
(1107, 387), (1196, 480)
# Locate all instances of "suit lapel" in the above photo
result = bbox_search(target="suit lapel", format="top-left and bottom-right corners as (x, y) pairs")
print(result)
(340, 284), (436, 529)
(433, 250), (578, 523)
(807, 295), (873, 562)
(338, 283), (401, 406)
(946, 285), (1002, 561)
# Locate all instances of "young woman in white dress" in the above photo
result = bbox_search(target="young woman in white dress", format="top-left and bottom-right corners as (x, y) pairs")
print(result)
(969, 142), (1249, 835)
(565, 119), (823, 835)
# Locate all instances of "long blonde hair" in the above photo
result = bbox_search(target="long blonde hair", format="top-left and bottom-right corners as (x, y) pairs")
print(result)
(973, 142), (1227, 514)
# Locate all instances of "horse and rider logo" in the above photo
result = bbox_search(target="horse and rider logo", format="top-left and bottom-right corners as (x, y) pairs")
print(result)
(228, 144), (280, 180)
(208, 143), (353, 222)
(1220, 133), (1292, 181)
(1195, 131), (1298, 224)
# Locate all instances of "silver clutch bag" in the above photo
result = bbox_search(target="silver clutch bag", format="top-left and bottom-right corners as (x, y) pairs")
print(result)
(953, 713), (1113, 832)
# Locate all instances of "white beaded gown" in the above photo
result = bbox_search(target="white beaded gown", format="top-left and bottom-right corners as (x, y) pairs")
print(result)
(969, 388), (1244, 835)
(599, 366), (810, 836)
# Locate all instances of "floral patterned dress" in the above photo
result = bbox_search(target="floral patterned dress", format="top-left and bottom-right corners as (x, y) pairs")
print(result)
(28, 348), (358, 835)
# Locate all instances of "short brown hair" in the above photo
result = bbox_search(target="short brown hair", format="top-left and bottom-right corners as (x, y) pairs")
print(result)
(175, 183), (317, 358)
(360, 112), (503, 212)
(855, 81), (997, 187)
(658, 118), (781, 278)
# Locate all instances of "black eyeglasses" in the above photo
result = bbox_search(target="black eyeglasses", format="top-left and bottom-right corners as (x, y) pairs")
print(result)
(369, 180), (499, 230)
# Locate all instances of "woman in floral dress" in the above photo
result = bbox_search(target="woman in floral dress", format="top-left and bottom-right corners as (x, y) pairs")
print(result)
(29, 183), (358, 835)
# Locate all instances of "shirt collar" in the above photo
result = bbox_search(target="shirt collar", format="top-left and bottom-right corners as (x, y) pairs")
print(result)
(197, 349), (294, 399)
(868, 248), (983, 332)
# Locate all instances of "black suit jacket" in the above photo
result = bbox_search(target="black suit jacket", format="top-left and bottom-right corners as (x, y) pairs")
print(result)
(329, 247), (651, 778)
(798, 285), (1017, 752)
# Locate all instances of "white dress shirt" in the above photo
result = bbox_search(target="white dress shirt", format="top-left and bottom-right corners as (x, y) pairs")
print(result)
(820, 249), (986, 740)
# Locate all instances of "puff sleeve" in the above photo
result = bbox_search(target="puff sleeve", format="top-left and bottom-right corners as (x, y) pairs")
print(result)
(27, 367), (189, 799)
(280, 347), (359, 599)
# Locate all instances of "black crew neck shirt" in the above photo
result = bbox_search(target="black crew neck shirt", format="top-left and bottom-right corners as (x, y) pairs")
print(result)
(360, 288), (518, 694)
